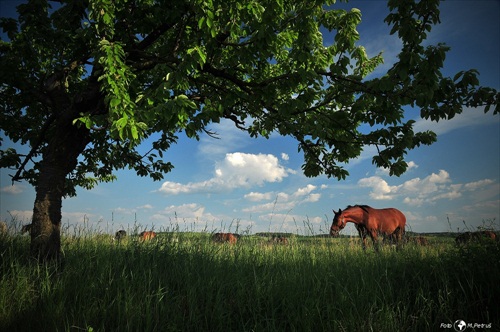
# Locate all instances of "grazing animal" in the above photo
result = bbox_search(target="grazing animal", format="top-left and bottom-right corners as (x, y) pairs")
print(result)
(139, 231), (156, 241)
(480, 230), (496, 241)
(21, 223), (32, 235)
(0, 221), (7, 235)
(407, 236), (429, 246)
(212, 232), (238, 244)
(330, 205), (406, 251)
(114, 230), (127, 241)
(455, 232), (474, 244)
(456, 231), (496, 244)
(270, 235), (289, 245)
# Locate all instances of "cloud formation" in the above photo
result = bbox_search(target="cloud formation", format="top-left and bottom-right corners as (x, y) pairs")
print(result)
(0, 184), (23, 195)
(358, 169), (495, 207)
(242, 184), (322, 213)
(158, 152), (290, 195)
(413, 106), (499, 136)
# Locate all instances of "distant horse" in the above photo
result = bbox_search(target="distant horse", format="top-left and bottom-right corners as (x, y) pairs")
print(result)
(270, 235), (289, 245)
(407, 236), (429, 246)
(455, 232), (474, 244)
(212, 232), (238, 244)
(456, 231), (496, 244)
(481, 230), (496, 241)
(139, 231), (156, 241)
(114, 230), (127, 241)
(330, 205), (406, 251)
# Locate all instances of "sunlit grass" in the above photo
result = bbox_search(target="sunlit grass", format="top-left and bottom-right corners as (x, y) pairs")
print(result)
(0, 223), (498, 331)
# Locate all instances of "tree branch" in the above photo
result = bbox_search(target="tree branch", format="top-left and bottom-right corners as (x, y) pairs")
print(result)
(11, 113), (58, 183)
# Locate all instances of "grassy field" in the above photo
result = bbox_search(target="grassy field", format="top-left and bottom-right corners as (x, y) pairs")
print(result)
(0, 229), (498, 332)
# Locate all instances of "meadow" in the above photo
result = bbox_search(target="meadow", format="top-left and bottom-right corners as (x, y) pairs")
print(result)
(0, 227), (498, 332)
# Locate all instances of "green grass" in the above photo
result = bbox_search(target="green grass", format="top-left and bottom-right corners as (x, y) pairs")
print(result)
(0, 231), (498, 331)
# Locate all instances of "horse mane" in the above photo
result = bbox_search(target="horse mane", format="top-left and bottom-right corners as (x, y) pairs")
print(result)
(345, 205), (371, 213)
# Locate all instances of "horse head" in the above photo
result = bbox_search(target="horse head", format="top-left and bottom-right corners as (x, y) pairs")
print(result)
(330, 209), (346, 236)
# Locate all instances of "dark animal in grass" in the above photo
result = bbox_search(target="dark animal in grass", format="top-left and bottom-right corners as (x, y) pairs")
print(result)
(456, 231), (496, 244)
(139, 231), (156, 241)
(114, 230), (127, 241)
(331, 205), (406, 251)
(212, 232), (238, 244)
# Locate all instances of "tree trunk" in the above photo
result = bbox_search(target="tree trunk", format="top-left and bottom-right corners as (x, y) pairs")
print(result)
(30, 115), (91, 261)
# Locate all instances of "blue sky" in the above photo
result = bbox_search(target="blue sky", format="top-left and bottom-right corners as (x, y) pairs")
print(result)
(1, 1), (499, 235)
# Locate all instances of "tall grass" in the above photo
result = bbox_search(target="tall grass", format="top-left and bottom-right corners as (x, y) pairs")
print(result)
(0, 229), (498, 331)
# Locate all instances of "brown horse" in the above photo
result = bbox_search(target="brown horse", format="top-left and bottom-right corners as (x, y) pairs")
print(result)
(480, 230), (497, 241)
(407, 236), (429, 246)
(330, 205), (406, 251)
(455, 230), (496, 244)
(139, 231), (156, 241)
(270, 235), (289, 245)
(212, 232), (238, 244)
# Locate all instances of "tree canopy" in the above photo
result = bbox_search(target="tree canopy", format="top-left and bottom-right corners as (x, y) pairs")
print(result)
(0, 0), (498, 259)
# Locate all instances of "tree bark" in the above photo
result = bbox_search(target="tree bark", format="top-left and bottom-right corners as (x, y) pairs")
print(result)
(27, 66), (104, 261)
(30, 116), (90, 260)
(30, 113), (91, 261)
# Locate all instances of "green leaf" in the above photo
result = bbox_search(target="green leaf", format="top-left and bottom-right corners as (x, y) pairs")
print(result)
(130, 124), (138, 140)
(109, 98), (121, 108)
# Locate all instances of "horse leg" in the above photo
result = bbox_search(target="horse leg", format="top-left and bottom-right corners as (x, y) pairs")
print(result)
(395, 227), (405, 250)
(361, 233), (368, 251)
(357, 225), (367, 251)
(370, 231), (380, 252)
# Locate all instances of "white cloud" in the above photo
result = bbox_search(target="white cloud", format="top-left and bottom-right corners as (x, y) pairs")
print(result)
(242, 184), (322, 214)
(154, 203), (206, 219)
(281, 153), (289, 161)
(244, 192), (273, 201)
(1, 184), (23, 195)
(375, 161), (419, 177)
(407, 161), (418, 170)
(358, 169), (497, 207)
(295, 184), (316, 196)
(463, 179), (494, 191)
(428, 170), (451, 184)
(242, 200), (296, 214)
(62, 212), (95, 222)
(158, 152), (290, 195)
(112, 204), (153, 215)
(413, 106), (499, 136)
(358, 176), (398, 200)
(303, 193), (321, 203)
(114, 207), (136, 215)
(149, 203), (256, 232)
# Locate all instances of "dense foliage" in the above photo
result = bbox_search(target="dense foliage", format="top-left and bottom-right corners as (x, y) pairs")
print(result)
(0, 0), (498, 259)
(2, 0), (497, 189)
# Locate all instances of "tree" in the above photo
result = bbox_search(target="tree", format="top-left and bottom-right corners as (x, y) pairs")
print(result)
(1, 0), (498, 260)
